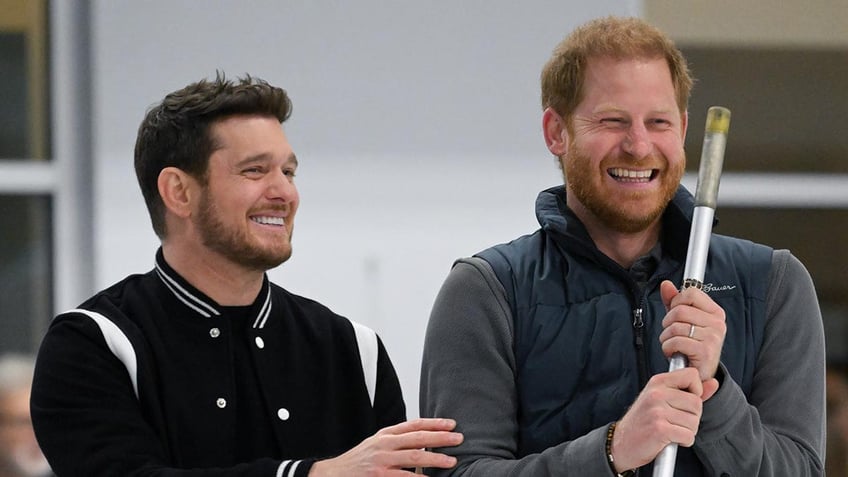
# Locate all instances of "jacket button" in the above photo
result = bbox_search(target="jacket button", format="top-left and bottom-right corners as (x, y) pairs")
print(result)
(255, 336), (265, 349)
(216, 398), (227, 408)
(209, 328), (221, 338)
(277, 408), (290, 421)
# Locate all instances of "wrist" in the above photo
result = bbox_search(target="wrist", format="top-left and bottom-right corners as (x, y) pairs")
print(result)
(303, 458), (324, 477)
(605, 421), (636, 477)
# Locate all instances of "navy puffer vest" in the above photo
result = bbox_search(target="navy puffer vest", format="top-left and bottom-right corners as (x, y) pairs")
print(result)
(477, 185), (772, 476)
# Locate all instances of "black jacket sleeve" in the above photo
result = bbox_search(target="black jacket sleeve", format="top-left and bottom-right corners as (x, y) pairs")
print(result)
(373, 336), (407, 429)
(31, 313), (303, 477)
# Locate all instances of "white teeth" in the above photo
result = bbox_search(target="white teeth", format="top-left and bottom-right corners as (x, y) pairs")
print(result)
(251, 216), (285, 226)
(609, 168), (652, 181)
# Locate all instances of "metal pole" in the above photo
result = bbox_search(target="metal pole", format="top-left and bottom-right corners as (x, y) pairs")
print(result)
(652, 106), (731, 477)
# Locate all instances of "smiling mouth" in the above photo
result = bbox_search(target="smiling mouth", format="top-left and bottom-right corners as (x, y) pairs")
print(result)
(608, 168), (657, 183)
(251, 216), (286, 226)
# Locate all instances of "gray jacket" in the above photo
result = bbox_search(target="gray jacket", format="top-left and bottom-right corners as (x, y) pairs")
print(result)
(420, 187), (825, 476)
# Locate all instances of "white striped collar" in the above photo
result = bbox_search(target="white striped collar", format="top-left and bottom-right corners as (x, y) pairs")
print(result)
(252, 286), (273, 329)
(154, 250), (273, 326)
(155, 265), (220, 318)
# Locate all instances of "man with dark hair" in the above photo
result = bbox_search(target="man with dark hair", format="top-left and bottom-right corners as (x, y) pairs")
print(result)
(31, 74), (462, 477)
(420, 17), (824, 476)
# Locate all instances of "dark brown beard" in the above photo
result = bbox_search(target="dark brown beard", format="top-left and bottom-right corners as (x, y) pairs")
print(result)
(195, 189), (292, 271)
(564, 142), (684, 233)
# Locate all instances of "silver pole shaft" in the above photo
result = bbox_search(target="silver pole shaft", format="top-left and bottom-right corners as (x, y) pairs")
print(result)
(652, 107), (730, 477)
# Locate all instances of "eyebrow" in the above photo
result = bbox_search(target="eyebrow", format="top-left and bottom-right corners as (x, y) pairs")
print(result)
(592, 104), (677, 116)
(592, 105), (625, 115)
(235, 152), (298, 168)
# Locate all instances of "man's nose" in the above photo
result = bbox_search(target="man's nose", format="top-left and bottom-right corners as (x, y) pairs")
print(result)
(268, 170), (297, 202)
(621, 123), (652, 160)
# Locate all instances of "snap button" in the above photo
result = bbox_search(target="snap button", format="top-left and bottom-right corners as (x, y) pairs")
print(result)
(216, 398), (227, 409)
(255, 336), (265, 349)
(209, 328), (220, 338)
(277, 408), (290, 421)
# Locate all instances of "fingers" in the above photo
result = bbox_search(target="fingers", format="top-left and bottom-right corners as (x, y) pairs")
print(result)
(376, 418), (463, 455)
(655, 366), (704, 398)
(660, 327), (720, 359)
(613, 368), (705, 469)
(647, 370), (704, 446)
(380, 428), (464, 455)
(312, 421), (463, 476)
(701, 378), (720, 401)
(377, 418), (457, 435)
(660, 325), (724, 382)
(660, 280), (679, 311)
(658, 280), (726, 381)
(380, 448), (459, 470)
(373, 419), (463, 469)
(661, 280), (725, 322)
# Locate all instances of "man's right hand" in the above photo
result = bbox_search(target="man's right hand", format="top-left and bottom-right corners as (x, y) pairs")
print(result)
(608, 367), (718, 473)
(308, 418), (463, 476)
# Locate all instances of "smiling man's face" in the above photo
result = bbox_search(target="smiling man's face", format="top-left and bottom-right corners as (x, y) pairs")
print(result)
(561, 56), (687, 233)
(193, 115), (300, 272)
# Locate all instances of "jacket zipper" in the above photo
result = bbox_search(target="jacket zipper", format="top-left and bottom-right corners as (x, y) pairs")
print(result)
(632, 306), (649, 388)
(632, 275), (675, 477)
(632, 304), (649, 477)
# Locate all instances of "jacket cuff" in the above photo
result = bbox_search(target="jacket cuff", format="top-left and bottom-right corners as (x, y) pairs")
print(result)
(277, 458), (316, 477)
(700, 362), (747, 440)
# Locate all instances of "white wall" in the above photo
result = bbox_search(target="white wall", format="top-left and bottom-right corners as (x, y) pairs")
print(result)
(92, 0), (640, 417)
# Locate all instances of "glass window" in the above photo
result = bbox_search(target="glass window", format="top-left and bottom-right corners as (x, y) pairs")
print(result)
(0, 0), (51, 354)
(0, 194), (52, 352)
(0, 0), (48, 160)
(683, 48), (847, 174)
(0, 32), (28, 158)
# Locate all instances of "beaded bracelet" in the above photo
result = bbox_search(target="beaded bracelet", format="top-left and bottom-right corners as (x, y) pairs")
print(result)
(606, 421), (636, 477)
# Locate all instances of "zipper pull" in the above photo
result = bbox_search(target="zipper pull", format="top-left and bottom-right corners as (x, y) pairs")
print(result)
(633, 308), (645, 347)
(632, 308), (644, 329)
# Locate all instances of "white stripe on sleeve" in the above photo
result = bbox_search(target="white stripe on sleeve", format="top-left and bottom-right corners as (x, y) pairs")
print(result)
(66, 308), (140, 398)
(349, 320), (378, 407)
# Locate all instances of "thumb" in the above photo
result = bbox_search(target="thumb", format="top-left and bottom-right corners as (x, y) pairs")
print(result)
(660, 280), (679, 312)
(701, 378), (720, 401)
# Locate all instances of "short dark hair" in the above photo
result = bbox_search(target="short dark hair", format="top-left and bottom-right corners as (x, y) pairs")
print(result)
(134, 72), (292, 238)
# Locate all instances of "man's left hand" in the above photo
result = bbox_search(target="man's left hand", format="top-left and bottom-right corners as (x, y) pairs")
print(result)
(658, 280), (727, 385)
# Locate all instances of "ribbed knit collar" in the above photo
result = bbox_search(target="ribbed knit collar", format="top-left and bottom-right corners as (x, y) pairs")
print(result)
(153, 248), (273, 329)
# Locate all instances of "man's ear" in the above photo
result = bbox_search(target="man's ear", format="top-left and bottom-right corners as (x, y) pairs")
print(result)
(681, 110), (689, 141)
(542, 107), (569, 157)
(157, 167), (196, 219)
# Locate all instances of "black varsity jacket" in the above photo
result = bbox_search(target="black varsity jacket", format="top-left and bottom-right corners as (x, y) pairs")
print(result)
(31, 249), (406, 477)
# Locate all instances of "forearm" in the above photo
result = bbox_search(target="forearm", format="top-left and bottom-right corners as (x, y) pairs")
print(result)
(694, 251), (825, 476)
(420, 258), (612, 476)
(696, 372), (822, 476)
(445, 428), (611, 477)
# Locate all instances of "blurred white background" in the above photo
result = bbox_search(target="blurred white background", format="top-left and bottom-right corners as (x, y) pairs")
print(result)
(92, 0), (639, 416)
